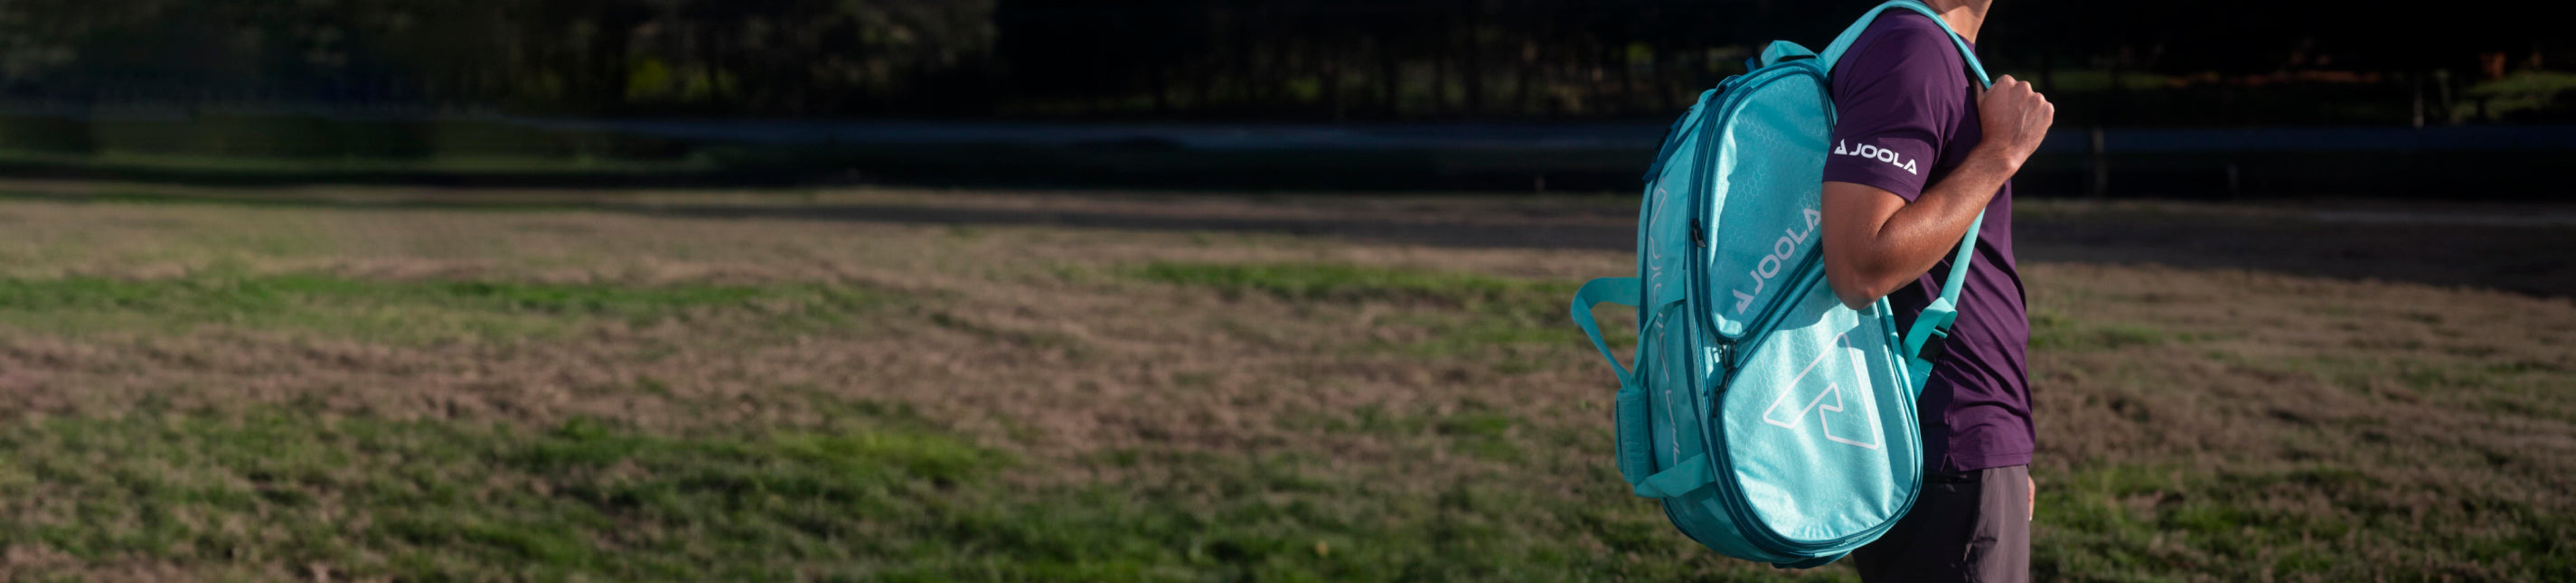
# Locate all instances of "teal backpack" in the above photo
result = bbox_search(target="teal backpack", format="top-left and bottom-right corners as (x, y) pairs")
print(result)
(1567, 0), (1992, 569)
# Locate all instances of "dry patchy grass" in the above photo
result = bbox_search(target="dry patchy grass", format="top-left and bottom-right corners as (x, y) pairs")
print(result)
(0, 191), (2565, 581)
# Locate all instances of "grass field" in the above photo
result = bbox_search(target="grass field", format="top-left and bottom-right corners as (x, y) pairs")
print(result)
(0, 187), (2568, 581)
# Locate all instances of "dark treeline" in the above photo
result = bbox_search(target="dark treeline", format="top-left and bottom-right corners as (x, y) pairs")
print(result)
(0, 0), (2565, 125)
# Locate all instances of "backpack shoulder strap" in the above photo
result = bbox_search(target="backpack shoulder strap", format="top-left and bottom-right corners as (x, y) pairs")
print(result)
(1816, 1), (1996, 370)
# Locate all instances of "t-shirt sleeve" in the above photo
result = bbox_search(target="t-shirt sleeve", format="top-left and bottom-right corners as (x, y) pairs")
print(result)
(1822, 23), (1962, 202)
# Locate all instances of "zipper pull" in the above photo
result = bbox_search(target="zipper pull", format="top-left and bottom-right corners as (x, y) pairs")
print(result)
(1706, 342), (1735, 416)
(1689, 220), (1707, 249)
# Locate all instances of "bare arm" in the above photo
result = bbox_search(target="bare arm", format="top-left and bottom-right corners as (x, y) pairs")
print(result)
(1823, 74), (2054, 310)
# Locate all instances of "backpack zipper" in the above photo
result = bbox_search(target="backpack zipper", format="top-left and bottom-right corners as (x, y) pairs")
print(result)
(1681, 63), (1829, 346)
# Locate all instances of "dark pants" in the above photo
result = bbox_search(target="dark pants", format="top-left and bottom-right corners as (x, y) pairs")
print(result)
(1852, 465), (2029, 583)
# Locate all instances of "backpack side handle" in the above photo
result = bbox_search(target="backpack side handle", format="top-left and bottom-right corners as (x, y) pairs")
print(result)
(1571, 277), (1642, 381)
(1572, 277), (1669, 490)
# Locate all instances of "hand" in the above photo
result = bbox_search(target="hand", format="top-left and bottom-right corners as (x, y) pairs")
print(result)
(1974, 74), (2055, 170)
(2026, 475), (2036, 522)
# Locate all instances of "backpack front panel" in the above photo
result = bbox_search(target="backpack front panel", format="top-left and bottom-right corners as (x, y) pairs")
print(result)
(1691, 60), (1923, 550)
(1719, 284), (1923, 546)
(1639, 298), (1803, 564)
(1697, 65), (1833, 341)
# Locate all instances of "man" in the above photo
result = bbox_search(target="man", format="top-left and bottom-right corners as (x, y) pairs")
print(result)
(1816, 0), (2053, 581)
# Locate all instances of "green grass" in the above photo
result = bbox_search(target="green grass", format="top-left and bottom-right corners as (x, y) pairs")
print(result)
(2030, 309), (2182, 353)
(0, 259), (1784, 580)
(2035, 461), (2572, 582)
(1282, 401), (1532, 463)
(2287, 354), (2576, 424)
(2, 196), (2567, 580)
(0, 273), (892, 342)
(0, 409), (1007, 580)
(0, 406), (1808, 582)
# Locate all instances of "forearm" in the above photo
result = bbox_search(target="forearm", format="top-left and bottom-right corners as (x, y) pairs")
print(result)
(1825, 148), (2017, 307)
(1872, 148), (2015, 276)
(1824, 74), (2053, 309)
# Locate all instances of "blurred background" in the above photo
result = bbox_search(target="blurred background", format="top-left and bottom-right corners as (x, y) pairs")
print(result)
(0, 1), (2569, 581)
(3, 0), (2572, 193)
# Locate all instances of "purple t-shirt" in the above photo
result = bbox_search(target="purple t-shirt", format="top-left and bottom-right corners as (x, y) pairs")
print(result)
(1819, 12), (2033, 472)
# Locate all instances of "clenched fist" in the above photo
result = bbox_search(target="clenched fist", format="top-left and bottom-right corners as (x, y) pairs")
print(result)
(1975, 74), (2054, 169)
